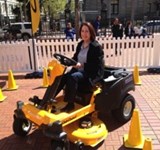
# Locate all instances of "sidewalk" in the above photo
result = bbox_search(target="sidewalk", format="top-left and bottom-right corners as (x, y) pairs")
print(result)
(0, 72), (160, 150)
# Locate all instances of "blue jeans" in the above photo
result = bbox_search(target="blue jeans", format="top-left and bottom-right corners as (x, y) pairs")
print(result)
(56, 69), (88, 103)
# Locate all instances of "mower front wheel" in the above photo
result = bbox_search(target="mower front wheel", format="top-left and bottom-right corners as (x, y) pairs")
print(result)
(13, 117), (32, 137)
(112, 94), (135, 123)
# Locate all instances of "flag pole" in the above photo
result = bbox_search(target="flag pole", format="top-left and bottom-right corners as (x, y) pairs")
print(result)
(30, 0), (40, 71)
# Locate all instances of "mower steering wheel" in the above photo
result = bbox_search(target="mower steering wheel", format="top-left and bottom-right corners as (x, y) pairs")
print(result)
(53, 53), (77, 66)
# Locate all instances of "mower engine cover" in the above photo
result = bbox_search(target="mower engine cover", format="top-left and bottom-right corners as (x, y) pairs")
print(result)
(95, 69), (135, 113)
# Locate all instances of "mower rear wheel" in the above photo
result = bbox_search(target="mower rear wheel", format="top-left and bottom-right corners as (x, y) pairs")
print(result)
(13, 117), (32, 137)
(112, 94), (135, 123)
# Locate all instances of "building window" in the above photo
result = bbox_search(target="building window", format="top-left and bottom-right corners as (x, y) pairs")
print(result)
(8, 4), (12, 15)
(2, 3), (5, 14)
(111, 0), (119, 15)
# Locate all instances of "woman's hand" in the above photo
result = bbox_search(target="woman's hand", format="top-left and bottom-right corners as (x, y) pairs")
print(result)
(73, 62), (83, 69)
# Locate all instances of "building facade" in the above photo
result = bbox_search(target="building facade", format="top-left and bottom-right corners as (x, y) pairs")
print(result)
(82, 0), (160, 26)
(0, 0), (18, 26)
(1, 0), (160, 29)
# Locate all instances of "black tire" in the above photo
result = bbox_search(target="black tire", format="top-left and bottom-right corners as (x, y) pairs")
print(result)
(75, 141), (84, 150)
(112, 94), (135, 123)
(13, 117), (32, 137)
(51, 140), (66, 150)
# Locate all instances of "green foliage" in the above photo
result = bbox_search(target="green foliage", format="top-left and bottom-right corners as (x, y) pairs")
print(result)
(43, 0), (66, 18)
(13, 0), (75, 21)
(70, 0), (75, 12)
(13, 0), (30, 22)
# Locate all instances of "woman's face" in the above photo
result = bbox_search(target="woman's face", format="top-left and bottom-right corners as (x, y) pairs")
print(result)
(81, 25), (91, 42)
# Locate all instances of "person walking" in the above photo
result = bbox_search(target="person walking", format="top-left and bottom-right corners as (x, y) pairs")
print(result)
(111, 18), (123, 55)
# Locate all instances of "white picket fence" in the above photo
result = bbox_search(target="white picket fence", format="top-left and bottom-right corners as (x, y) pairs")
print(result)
(0, 34), (160, 73)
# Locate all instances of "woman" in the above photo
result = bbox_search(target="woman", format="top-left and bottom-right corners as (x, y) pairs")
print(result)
(59, 22), (104, 112)
(124, 21), (134, 38)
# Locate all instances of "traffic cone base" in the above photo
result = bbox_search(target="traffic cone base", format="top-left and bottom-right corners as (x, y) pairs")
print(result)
(124, 134), (145, 149)
(0, 89), (7, 102)
(133, 65), (142, 85)
(143, 137), (153, 150)
(7, 85), (19, 91)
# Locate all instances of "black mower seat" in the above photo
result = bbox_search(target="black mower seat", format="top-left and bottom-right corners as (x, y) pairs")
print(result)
(76, 82), (98, 106)
(77, 81), (97, 93)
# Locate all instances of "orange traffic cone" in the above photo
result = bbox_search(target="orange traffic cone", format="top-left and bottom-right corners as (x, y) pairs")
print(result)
(143, 138), (153, 150)
(42, 67), (49, 88)
(0, 88), (7, 102)
(133, 65), (142, 85)
(123, 108), (145, 149)
(7, 70), (19, 90)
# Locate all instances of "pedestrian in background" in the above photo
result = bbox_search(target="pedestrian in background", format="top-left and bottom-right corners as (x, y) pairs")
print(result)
(133, 23), (142, 37)
(124, 20), (135, 38)
(64, 22), (75, 41)
(111, 17), (123, 39)
(94, 15), (101, 36)
(111, 18), (123, 55)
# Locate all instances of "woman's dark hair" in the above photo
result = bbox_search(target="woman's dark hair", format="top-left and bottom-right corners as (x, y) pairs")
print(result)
(79, 22), (96, 41)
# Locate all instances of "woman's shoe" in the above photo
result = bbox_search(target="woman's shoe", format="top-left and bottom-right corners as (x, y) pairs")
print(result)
(61, 103), (75, 112)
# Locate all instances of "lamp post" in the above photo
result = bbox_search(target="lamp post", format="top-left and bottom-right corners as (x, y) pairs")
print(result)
(101, 0), (107, 27)
(75, 0), (80, 40)
(4, 0), (9, 25)
(65, 0), (71, 23)
(79, 0), (84, 22)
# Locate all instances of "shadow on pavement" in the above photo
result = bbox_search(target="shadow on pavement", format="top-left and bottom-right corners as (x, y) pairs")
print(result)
(0, 129), (103, 150)
(0, 129), (51, 150)
(0, 81), (6, 88)
(98, 112), (126, 132)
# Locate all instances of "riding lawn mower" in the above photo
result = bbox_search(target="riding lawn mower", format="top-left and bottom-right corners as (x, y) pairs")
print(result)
(13, 53), (136, 150)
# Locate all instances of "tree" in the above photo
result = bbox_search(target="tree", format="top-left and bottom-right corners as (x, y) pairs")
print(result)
(12, 0), (30, 22)
(43, 0), (66, 19)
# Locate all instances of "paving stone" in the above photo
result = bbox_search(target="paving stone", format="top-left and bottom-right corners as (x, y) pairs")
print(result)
(0, 73), (160, 149)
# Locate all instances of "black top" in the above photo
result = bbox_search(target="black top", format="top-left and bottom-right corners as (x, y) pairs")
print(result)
(72, 40), (104, 84)
(125, 26), (135, 37)
(111, 24), (123, 38)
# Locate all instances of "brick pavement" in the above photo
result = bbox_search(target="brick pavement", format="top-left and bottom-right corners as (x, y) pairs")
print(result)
(0, 72), (160, 150)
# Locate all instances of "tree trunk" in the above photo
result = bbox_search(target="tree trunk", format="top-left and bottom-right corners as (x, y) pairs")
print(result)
(24, 0), (28, 21)
(4, 0), (9, 25)
(75, 0), (80, 40)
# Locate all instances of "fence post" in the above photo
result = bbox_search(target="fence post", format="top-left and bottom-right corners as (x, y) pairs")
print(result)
(29, 39), (39, 71)
(153, 34), (160, 66)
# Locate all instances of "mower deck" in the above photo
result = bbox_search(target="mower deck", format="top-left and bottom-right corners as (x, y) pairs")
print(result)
(64, 117), (108, 147)
(21, 95), (95, 127)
